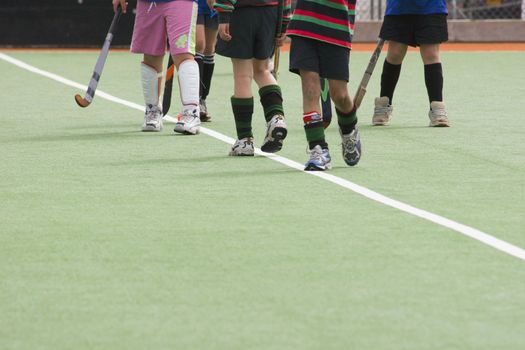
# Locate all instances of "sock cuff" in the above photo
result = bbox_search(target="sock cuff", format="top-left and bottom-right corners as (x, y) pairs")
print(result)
(231, 96), (254, 106)
(195, 52), (204, 60)
(335, 106), (357, 119)
(258, 84), (281, 98)
(385, 60), (402, 68)
(303, 111), (322, 125)
(203, 54), (215, 64)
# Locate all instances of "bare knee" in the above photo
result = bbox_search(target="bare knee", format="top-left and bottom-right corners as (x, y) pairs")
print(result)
(420, 44), (441, 64)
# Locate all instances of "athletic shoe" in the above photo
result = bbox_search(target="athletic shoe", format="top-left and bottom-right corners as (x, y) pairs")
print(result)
(428, 101), (450, 127)
(372, 96), (393, 126)
(340, 127), (362, 166)
(174, 109), (200, 135)
(141, 104), (163, 132)
(261, 114), (287, 153)
(200, 98), (211, 122)
(229, 137), (255, 156)
(304, 145), (332, 171)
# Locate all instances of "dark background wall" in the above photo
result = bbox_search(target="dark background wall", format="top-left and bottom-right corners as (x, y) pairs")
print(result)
(0, 0), (135, 47)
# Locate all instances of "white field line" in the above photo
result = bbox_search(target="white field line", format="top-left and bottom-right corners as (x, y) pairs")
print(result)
(2, 52), (524, 262)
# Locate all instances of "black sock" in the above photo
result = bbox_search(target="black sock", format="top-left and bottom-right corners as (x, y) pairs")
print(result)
(259, 85), (285, 122)
(380, 60), (402, 104)
(195, 52), (204, 99)
(231, 96), (254, 139)
(336, 106), (357, 135)
(424, 63), (443, 103)
(202, 55), (215, 100)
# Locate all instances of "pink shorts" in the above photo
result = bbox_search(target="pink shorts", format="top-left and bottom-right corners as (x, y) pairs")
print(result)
(131, 0), (198, 56)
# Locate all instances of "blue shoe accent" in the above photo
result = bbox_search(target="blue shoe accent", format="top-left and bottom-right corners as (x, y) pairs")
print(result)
(304, 145), (332, 171)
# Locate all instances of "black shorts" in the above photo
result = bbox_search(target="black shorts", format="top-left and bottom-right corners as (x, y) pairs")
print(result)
(289, 36), (350, 82)
(216, 7), (278, 60)
(197, 14), (218, 30)
(380, 14), (448, 47)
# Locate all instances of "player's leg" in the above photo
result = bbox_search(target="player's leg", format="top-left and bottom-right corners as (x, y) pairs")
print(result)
(253, 58), (287, 153)
(373, 40), (407, 125)
(252, 6), (287, 153)
(215, 7), (259, 156)
(373, 14), (412, 125)
(289, 36), (330, 170)
(200, 16), (219, 121)
(416, 13), (449, 127)
(166, 0), (201, 135)
(131, 0), (167, 131)
(322, 40), (361, 167)
(229, 58), (255, 156)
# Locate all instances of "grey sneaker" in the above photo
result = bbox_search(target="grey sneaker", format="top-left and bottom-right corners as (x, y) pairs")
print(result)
(229, 137), (255, 156)
(340, 127), (361, 166)
(200, 98), (211, 122)
(142, 104), (163, 132)
(261, 114), (287, 153)
(372, 96), (393, 126)
(428, 101), (450, 127)
(304, 145), (332, 171)
(174, 109), (201, 135)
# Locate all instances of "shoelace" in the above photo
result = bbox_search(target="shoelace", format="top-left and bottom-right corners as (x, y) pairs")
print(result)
(375, 106), (391, 114)
(146, 107), (160, 123)
(431, 108), (447, 117)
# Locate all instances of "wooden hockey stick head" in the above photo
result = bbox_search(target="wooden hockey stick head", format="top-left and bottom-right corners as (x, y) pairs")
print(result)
(75, 94), (91, 108)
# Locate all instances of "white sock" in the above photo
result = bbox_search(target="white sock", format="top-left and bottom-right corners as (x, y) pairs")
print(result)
(140, 62), (162, 108)
(177, 59), (200, 114)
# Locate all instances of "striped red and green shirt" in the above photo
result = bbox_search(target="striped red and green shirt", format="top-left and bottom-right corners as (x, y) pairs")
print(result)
(287, 0), (357, 49)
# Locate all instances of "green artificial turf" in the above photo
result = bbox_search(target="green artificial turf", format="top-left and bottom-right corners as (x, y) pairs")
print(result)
(0, 50), (524, 349)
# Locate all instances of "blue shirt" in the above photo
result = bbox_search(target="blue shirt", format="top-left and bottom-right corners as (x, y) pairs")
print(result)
(385, 0), (448, 15)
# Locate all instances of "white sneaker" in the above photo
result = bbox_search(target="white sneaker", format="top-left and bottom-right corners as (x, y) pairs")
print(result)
(372, 96), (393, 126)
(428, 101), (450, 127)
(142, 104), (163, 132)
(261, 114), (287, 153)
(229, 137), (255, 156)
(174, 109), (201, 135)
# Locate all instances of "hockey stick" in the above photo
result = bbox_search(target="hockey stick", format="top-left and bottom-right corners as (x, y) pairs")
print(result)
(162, 54), (175, 116)
(320, 77), (333, 129)
(272, 0), (285, 78)
(353, 38), (385, 109)
(75, 7), (122, 108)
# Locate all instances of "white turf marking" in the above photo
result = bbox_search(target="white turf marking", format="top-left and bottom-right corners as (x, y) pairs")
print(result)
(2, 52), (524, 262)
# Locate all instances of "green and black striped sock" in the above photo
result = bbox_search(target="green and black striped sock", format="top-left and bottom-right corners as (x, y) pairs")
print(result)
(231, 96), (254, 139)
(336, 106), (357, 135)
(303, 111), (328, 149)
(259, 85), (284, 122)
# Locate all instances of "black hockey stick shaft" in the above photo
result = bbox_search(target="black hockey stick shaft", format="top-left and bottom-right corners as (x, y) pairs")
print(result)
(75, 7), (122, 107)
(162, 53), (175, 116)
(320, 78), (333, 129)
(353, 38), (385, 109)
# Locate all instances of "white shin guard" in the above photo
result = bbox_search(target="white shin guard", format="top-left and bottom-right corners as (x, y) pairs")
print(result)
(141, 62), (162, 107)
(177, 59), (200, 113)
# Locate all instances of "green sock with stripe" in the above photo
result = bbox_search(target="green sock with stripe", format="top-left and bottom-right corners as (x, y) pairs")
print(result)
(259, 85), (284, 122)
(303, 111), (328, 149)
(336, 106), (358, 135)
(231, 96), (254, 139)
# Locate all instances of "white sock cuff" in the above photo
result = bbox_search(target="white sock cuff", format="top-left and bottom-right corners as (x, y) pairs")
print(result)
(141, 62), (162, 107)
(178, 59), (200, 109)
